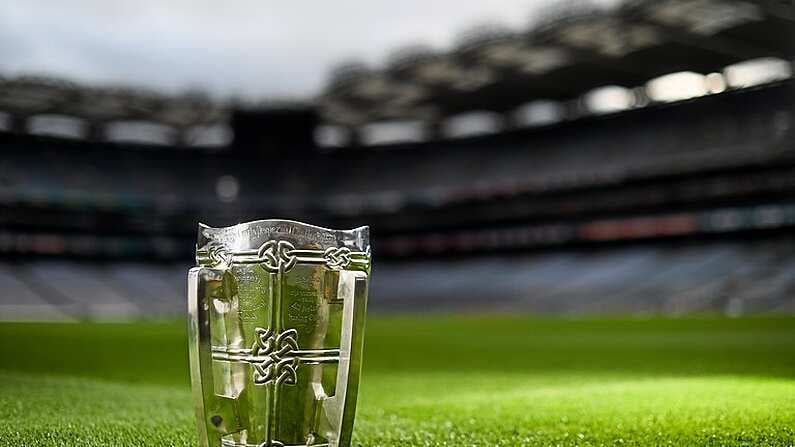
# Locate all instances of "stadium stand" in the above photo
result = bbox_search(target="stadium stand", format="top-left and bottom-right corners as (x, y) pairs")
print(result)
(318, 0), (795, 126)
(2, 80), (793, 251)
(1, 0), (794, 318)
(372, 239), (795, 314)
(3, 238), (795, 320)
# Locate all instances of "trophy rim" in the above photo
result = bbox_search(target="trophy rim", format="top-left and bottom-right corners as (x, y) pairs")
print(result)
(196, 218), (370, 254)
(197, 218), (368, 234)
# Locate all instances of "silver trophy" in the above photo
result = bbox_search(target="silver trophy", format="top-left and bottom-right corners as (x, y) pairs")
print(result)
(188, 220), (370, 447)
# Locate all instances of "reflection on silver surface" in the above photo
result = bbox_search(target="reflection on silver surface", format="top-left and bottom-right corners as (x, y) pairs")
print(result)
(188, 220), (370, 447)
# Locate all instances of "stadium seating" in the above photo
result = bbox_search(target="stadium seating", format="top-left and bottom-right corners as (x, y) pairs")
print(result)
(2, 81), (792, 219)
(1, 81), (794, 318)
(2, 238), (793, 320)
(372, 239), (795, 314)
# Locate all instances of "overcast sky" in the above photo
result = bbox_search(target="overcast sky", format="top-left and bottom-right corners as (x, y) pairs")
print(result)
(0, 1), (614, 100)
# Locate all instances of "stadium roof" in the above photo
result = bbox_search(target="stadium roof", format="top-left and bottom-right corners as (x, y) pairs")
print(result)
(318, 0), (795, 126)
(0, 76), (228, 128)
(0, 0), (792, 135)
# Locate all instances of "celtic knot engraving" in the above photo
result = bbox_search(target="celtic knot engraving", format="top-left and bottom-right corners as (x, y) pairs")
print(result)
(324, 246), (352, 270)
(205, 242), (232, 267)
(199, 238), (369, 270)
(251, 327), (299, 386)
(257, 240), (297, 272)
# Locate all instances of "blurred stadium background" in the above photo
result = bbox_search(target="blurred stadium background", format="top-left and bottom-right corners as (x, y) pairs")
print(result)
(1, 0), (794, 321)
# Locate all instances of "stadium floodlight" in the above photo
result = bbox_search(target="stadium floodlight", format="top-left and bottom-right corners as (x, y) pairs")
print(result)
(360, 120), (426, 145)
(513, 100), (565, 127)
(724, 58), (793, 89)
(646, 71), (708, 103)
(584, 86), (634, 114)
(188, 220), (371, 447)
(26, 114), (86, 139)
(442, 110), (504, 138)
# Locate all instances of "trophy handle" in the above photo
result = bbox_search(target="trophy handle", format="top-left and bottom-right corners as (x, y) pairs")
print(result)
(188, 267), (217, 447)
(188, 267), (211, 446)
(319, 270), (369, 447)
(188, 266), (241, 447)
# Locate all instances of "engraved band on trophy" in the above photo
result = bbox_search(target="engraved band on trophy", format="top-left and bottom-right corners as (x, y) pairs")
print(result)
(188, 220), (370, 447)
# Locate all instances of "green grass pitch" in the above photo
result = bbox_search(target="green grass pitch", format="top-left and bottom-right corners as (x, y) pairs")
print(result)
(0, 315), (793, 446)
